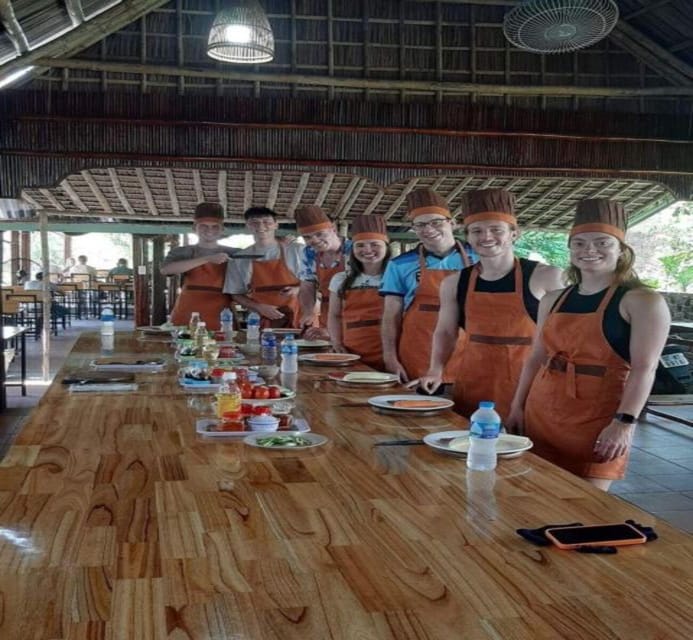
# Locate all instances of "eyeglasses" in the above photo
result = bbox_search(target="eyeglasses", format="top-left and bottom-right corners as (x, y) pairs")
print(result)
(411, 219), (449, 231)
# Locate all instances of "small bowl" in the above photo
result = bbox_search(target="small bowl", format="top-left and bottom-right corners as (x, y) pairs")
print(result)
(254, 364), (279, 380)
(246, 415), (280, 432)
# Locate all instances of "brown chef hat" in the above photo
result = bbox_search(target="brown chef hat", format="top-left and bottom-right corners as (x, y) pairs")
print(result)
(295, 205), (333, 235)
(194, 202), (225, 223)
(406, 188), (451, 220)
(570, 199), (627, 242)
(351, 214), (389, 243)
(461, 188), (517, 227)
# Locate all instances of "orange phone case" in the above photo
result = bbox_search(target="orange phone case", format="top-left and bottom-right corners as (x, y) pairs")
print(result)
(545, 523), (647, 549)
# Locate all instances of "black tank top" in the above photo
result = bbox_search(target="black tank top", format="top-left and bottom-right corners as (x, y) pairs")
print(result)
(456, 258), (540, 330)
(552, 285), (631, 362)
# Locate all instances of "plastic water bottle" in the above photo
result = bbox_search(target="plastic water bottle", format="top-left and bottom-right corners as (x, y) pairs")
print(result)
(216, 371), (241, 418)
(467, 401), (501, 471)
(220, 308), (234, 341)
(100, 305), (115, 352)
(261, 331), (278, 365)
(246, 311), (261, 344)
(280, 334), (298, 374)
(194, 321), (207, 352)
(189, 311), (201, 334)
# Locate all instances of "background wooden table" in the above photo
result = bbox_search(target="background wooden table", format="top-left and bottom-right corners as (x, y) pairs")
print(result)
(0, 332), (691, 639)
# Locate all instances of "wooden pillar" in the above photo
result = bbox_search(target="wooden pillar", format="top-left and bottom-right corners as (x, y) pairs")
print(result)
(63, 234), (72, 264)
(39, 213), (51, 381)
(151, 236), (167, 325)
(20, 231), (31, 275)
(133, 236), (150, 327)
(166, 235), (180, 312)
(10, 231), (20, 283)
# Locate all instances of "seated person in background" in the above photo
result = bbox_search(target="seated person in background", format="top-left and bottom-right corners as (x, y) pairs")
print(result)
(24, 272), (67, 317)
(296, 205), (351, 339)
(15, 269), (29, 285)
(109, 258), (134, 279)
(327, 214), (390, 370)
(224, 207), (303, 329)
(69, 255), (97, 277)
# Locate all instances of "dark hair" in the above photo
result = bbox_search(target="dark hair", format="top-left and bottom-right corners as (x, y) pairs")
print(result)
(244, 207), (277, 220)
(338, 242), (391, 297)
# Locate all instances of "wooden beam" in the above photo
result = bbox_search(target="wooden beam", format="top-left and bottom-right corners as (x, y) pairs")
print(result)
(81, 170), (113, 214)
(243, 171), (253, 210)
(266, 171), (282, 209)
(38, 188), (65, 212)
(525, 181), (572, 224)
(287, 172), (310, 216)
(60, 178), (89, 212)
(363, 191), (385, 216)
(165, 169), (180, 216)
(192, 169), (204, 204)
(36, 58), (693, 97)
(315, 174), (335, 207)
(136, 168), (159, 216)
(0, 0), (30, 54)
(0, 1), (171, 80)
(108, 168), (136, 216)
(336, 177), (367, 220)
(217, 169), (228, 212)
(445, 176), (476, 210)
(610, 22), (693, 85)
(64, 0), (86, 26)
(384, 178), (420, 221)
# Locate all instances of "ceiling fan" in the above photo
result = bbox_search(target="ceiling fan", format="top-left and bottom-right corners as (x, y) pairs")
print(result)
(503, 0), (620, 54)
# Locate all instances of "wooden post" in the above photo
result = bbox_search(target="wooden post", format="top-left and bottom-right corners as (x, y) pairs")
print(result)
(10, 231), (19, 283)
(151, 236), (167, 325)
(39, 212), (50, 382)
(20, 231), (30, 276)
(133, 236), (150, 327)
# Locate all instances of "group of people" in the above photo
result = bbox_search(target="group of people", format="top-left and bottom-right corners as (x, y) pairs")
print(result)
(162, 191), (670, 491)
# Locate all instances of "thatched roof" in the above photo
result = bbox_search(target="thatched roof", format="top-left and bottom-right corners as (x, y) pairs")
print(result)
(1, 0), (692, 232)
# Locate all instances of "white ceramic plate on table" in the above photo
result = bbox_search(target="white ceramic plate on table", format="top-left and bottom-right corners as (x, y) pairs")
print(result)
(367, 394), (454, 412)
(90, 358), (166, 372)
(243, 431), (328, 449)
(329, 371), (399, 386)
(294, 339), (331, 349)
(423, 430), (533, 458)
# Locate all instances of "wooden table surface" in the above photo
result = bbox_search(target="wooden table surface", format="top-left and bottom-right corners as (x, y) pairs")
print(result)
(1, 332), (692, 639)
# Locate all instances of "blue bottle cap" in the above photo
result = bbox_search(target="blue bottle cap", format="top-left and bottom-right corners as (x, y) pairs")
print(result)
(479, 401), (495, 409)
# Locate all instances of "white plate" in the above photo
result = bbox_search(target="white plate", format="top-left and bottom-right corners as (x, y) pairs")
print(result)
(243, 431), (328, 449)
(179, 379), (220, 392)
(196, 418), (310, 438)
(299, 353), (361, 366)
(423, 430), (533, 458)
(262, 328), (301, 336)
(329, 371), (399, 386)
(294, 339), (331, 349)
(367, 394), (454, 412)
(90, 359), (166, 372)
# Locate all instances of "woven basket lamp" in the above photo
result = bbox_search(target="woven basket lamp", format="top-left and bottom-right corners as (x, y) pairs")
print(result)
(207, 0), (274, 64)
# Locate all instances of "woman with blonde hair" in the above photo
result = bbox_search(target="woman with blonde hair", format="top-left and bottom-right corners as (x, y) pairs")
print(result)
(507, 199), (670, 491)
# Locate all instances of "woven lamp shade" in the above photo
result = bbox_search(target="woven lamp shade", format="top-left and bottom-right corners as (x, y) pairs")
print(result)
(207, 1), (274, 64)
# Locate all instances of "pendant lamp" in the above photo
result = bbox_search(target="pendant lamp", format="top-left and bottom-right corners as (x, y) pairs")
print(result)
(207, 0), (274, 64)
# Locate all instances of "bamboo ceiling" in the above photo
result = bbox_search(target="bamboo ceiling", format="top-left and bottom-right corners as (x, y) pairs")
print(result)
(1, 0), (692, 231)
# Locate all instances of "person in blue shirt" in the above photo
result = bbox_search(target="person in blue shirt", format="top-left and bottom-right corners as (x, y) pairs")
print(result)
(380, 188), (477, 382)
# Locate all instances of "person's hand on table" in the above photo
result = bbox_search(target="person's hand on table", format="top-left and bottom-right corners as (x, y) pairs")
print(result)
(384, 355), (409, 383)
(593, 420), (635, 462)
(304, 326), (330, 341)
(331, 343), (347, 353)
(417, 372), (443, 394)
(255, 303), (285, 321)
(505, 404), (524, 435)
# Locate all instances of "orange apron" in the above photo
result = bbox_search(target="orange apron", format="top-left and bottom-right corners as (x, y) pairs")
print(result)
(316, 250), (346, 328)
(524, 285), (631, 480)
(398, 243), (471, 382)
(170, 259), (231, 331)
(342, 286), (384, 370)
(452, 259), (536, 420)
(248, 246), (301, 329)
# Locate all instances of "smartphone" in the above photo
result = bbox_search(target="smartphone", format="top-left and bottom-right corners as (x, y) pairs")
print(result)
(545, 523), (647, 549)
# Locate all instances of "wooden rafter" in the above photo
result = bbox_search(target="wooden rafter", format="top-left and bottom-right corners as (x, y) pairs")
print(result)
(165, 169), (180, 217)
(384, 178), (420, 221)
(34, 58), (693, 98)
(445, 176), (476, 210)
(243, 171), (253, 211)
(108, 168), (135, 217)
(59, 178), (88, 212)
(39, 188), (65, 211)
(266, 172), (282, 210)
(0, 0), (30, 54)
(336, 177), (368, 220)
(217, 170), (228, 212)
(81, 170), (112, 213)
(622, 183), (663, 208)
(363, 191), (385, 216)
(525, 181), (572, 224)
(287, 172), (310, 216)
(314, 174), (335, 207)
(136, 168), (159, 216)
(192, 170), (204, 205)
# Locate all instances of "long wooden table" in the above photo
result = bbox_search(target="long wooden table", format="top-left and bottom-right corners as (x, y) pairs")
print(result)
(1, 332), (692, 639)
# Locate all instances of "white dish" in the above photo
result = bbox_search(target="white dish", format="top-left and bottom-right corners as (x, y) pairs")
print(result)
(90, 359), (166, 372)
(423, 430), (533, 458)
(247, 416), (280, 432)
(330, 371), (399, 385)
(179, 379), (220, 393)
(367, 394), (454, 412)
(243, 431), (328, 449)
(262, 328), (301, 336)
(196, 418), (310, 438)
(298, 353), (361, 366)
(294, 339), (331, 349)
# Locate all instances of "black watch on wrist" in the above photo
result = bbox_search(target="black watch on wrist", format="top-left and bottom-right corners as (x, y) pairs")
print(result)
(614, 413), (637, 424)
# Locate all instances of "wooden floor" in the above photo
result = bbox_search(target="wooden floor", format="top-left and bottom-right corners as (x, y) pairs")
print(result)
(2, 318), (693, 536)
